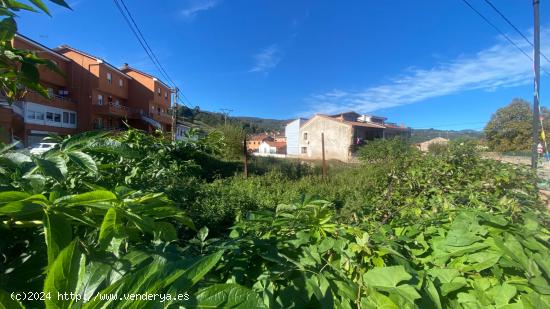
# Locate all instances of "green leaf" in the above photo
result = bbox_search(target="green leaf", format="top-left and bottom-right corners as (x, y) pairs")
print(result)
(364, 266), (412, 288)
(98, 207), (120, 250)
(68, 151), (98, 175)
(0, 191), (29, 204)
(33, 157), (64, 182)
(48, 0), (71, 10)
(44, 211), (72, 266)
(0, 200), (43, 216)
(44, 239), (82, 309)
(0, 288), (24, 309)
(0, 17), (16, 41)
(29, 0), (51, 15)
(55, 190), (117, 206)
(166, 250), (225, 295)
(194, 284), (265, 308)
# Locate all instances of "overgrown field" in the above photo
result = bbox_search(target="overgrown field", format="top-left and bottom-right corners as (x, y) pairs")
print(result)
(1, 130), (550, 308)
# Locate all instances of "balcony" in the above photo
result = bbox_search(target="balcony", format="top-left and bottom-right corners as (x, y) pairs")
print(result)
(24, 90), (77, 109)
(92, 102), (130, 118)
(151, 111), (173, 124)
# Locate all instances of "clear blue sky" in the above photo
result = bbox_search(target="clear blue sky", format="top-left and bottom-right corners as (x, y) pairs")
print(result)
(17, 0), (550, 130)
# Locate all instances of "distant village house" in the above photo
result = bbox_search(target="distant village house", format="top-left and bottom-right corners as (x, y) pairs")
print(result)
(286, 111), (410, 162)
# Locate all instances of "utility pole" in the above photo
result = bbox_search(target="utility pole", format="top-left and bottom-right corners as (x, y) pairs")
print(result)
(220, 108), (233, 125)
(243, 134), (248, 178)
(172, 87), (179, 141)
(321, 132), (327, 180)
(532, 0), (541, 168)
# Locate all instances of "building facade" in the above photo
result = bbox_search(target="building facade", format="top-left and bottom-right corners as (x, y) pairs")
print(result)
(121, 64), (173, 132)
(0, 34), (78, 146)
(285, 118), (306, 156)
(0, 34), (175, 146)
(297, 112), (410, 162)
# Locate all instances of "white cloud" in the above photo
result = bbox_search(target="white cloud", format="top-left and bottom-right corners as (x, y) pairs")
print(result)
(181, 0), (219, 19)
(249, 44), (282, 74)
(306, 28), (550, 115)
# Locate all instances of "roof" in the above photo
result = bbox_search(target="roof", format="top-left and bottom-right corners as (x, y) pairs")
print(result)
(329, 111), (361, 118)
(15, 33), (71, 62)
(249, 133), (273, 141)
(286, 118), (308, 126)
(55, 45), (132, 80)
(263, 141), (286, 148)
(120, 64), (173, 90)
(302, 114), (386, 129)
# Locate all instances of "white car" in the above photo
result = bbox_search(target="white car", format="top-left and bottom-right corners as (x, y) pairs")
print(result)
(30, 143), (57, 155)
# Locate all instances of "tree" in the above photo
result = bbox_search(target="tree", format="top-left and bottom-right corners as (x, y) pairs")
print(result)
(484, 99), (535, 152)
(0, 0), (70, 104)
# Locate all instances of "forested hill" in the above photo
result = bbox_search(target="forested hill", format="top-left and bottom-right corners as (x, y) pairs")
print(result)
(178, 106), (485, 139)
(410, 128), (484, 143)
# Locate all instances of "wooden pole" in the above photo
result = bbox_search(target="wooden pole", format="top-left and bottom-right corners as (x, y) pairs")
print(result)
(322, 132), (327, 180)
(243, 134), (248, 178)
(532, 0), (541, 168)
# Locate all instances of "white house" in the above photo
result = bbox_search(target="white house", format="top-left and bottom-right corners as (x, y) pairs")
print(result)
(285, 118), (307, 156)
(175, 123), (191, 141)
(258, 141), (286, 155)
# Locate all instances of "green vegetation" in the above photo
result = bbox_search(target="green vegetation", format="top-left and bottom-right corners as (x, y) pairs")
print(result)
(485, 98), (550, 152)
(2, 2), (550, 308)
(1, 130), (550, 308)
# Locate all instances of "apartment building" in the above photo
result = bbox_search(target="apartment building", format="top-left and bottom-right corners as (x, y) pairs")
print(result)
(0, 34), (175, 146)
(0, 34), (78, 145)
(120, 64), (173, 132)
(55, 45), (134, 132)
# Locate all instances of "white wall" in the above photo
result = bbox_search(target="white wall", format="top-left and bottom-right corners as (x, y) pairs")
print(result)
(258, 142), (276, 154)
(24, 102), (77, 129)
(285, 118), (304, 155)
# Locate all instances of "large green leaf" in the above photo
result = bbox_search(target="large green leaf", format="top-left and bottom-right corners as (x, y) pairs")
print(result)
(29, 0), (51, 15)
(98, 207), (121, 250)
(0, 191), (29, 204)
(194, 284), (265, 308)
(165, 250), (226, 295)
(33, 157), (64, 182)
(44, 239), (82, 309)
(68, 151), (98, 175)
(55, 190), (117, 206)
(364, 266), (412, 288)
(44, 211), (72, 266)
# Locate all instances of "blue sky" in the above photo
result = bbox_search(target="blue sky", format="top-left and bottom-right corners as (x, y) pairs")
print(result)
(17, 0), (550, 130)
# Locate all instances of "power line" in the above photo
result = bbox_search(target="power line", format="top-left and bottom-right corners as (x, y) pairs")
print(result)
(112, 0), (195, 109)
(460, 0), (534, 63)
(117, 0), (177, 88)
(483, 0), (550, 66)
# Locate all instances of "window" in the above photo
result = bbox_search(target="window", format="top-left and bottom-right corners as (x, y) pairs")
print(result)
(63, 112), (69, 123)
(115, 100), (120, 106)
(157, 87), (161, 96)
(98, 95), (104, 105)
(69, 113), (76, 124)
(27, 111), (36, 119)
(119, 79), (123, 88)
(303, 132), (308, 140)
(47, 88), (54, 98)
(54, 113), (61, 123)
(36, 112), (44, 120)
(108, 96), (113, 104)
(107, 72), (112, 84)
(164, 92), (168, 99)
(46, 112), (53, 121)
(301, 147), (307, 154)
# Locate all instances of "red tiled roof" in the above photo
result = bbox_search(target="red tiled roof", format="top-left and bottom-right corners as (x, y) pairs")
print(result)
(264, 141), (286, 148)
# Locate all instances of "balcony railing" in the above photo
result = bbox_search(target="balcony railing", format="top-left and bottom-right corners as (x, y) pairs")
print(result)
(92, 102), (131, 117)
(25, 90), (76, 105)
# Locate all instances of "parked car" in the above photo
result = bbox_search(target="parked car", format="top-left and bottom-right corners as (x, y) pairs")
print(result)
(29, 143), (57, 155)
